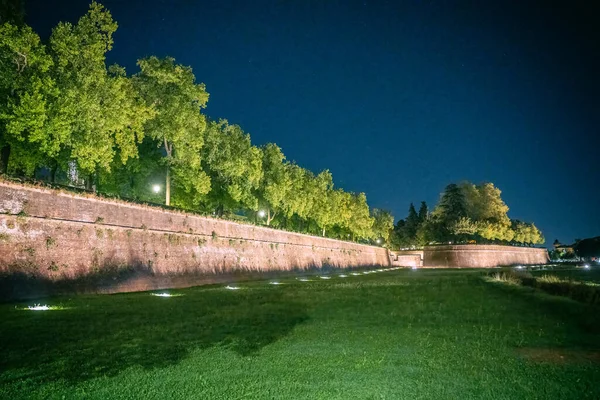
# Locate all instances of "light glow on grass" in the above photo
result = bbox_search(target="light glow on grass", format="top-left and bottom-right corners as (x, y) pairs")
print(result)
(583, 264), (590, 269)
(319, 276), (331, 280)
(269, 281), (283, 285)
(27, 304), (50, 311)
(151, 292), (183, 297)
(411, 266), (418, 270)
(351, 272), (361, 276)
(24, 304), (69, 311)
(297, 278), (311, 282)
(339, 274), (348, 278)
(225, 285), (240, 290)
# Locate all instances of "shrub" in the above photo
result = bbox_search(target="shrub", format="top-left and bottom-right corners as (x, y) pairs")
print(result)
(537, 274), (563, 284)
(487, 271), (522, 285)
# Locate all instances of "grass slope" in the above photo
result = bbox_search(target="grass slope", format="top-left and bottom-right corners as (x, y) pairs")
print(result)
(1, 268), (599, 399)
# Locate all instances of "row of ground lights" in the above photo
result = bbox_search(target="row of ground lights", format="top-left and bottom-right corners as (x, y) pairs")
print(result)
(24, 266), (411, 309)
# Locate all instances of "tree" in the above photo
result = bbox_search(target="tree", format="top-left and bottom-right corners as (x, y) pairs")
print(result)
(309, 170), (335, 236)
(134, 56), (210, 205)
(418, 201), (428, 223)
(405, 203), (420, 241)
(257, 143), (292, 225)
(371, 208), (394, 244)
(347, 192), (374, 240)
(202, 119), (262, 214)
(48, 2), (153, 189)
(573, 236), (600, 259)
(0, 21), (64, 176)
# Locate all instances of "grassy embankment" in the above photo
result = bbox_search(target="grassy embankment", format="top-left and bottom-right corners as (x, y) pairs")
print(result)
(1, 268), (599, 399)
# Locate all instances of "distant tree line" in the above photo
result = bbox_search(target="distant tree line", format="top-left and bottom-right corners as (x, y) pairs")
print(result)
(0, 2), (395, 242)
(390, 182), (544, 248)
(550, 237), (600, 261)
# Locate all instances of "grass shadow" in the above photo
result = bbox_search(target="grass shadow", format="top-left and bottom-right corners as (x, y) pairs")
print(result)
(0, 287), (309, 385)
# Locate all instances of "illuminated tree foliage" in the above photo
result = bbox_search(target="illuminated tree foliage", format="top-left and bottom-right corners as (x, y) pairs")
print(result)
(0, 2), (385, 240)
(391, 182), (544, 248)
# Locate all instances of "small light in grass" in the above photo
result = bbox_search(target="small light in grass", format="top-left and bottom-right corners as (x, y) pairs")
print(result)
(351, 272), (361, 276)
(269, 281), (282, 285)
(225, 285), (240, 290)
(151, 292), (183, 297)
(339, 274), (348, 278)
(27, 304), (50, 311)
(319, 276), (331, 280)
(411, 266), (417, 270)
(584, 264), (590, 269)
(297, 277), (311, 282)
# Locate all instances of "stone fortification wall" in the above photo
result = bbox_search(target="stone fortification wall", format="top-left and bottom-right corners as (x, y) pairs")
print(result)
(0, 181), (390, 299)
(389, 251), (423, 267)
(423, 245), (548, 268)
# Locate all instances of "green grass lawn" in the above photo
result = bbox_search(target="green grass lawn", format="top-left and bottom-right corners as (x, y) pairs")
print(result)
(1, 268), (599, 399)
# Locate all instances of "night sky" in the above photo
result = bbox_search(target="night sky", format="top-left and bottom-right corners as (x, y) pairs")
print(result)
(26, 0), (599, 246)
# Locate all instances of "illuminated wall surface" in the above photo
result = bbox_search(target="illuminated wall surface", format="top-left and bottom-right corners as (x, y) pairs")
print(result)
(0, 181), (389, 299)
(422, 245), (548, 268)
(0, 181), (548, 299)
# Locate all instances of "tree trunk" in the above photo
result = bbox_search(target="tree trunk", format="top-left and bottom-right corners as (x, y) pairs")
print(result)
(85, 174), (95, 192)
(165, 166), (171, 206)
(164, 138), (172, 206)
(50, 163), (58, 183)
(322, 227), (326, 237)
(266, 209), (274, 226)
(0, 144), (10, 174)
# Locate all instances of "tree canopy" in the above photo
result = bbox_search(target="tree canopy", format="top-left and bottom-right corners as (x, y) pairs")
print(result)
(0, 1), (385, 243)
(390, 182), (544, 249)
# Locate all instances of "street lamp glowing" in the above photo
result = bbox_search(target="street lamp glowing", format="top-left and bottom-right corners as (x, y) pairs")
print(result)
(376, 239), (381, 244)
(258, 210), (266, 218)
(152, 184), (161, 193)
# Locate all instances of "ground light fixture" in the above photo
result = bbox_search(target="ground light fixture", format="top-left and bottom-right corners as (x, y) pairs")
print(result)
(339, 274), (348, 278)
(150, 292), (183, 297)
(269, 281), (283, 285)
(225, 285), (240, 290)
(319, 276), (331, 279)
(27, 304), (50, 311)
(583, 264), (590, 269)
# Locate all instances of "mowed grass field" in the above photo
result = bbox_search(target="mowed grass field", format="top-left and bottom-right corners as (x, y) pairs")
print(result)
(1, 268), (599, 399)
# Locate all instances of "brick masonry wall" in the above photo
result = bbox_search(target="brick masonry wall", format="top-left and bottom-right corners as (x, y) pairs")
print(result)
(423, 245), (549, 268)
(0, 181), (390, 299)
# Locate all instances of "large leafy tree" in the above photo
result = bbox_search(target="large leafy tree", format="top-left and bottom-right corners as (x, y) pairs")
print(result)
(347, 192), (374, 240)
(0, 21), (58, 175)
(48, 2), (152, 188)
(371, 208), (394, 244)
(256, 143), (292, 225)
(202, 119), (262, 214)
(134, 56), (210, 205)
(309, 170), (335, 236)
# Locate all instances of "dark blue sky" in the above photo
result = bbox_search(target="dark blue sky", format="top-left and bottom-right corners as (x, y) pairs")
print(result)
(27, 0), (599, 245)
